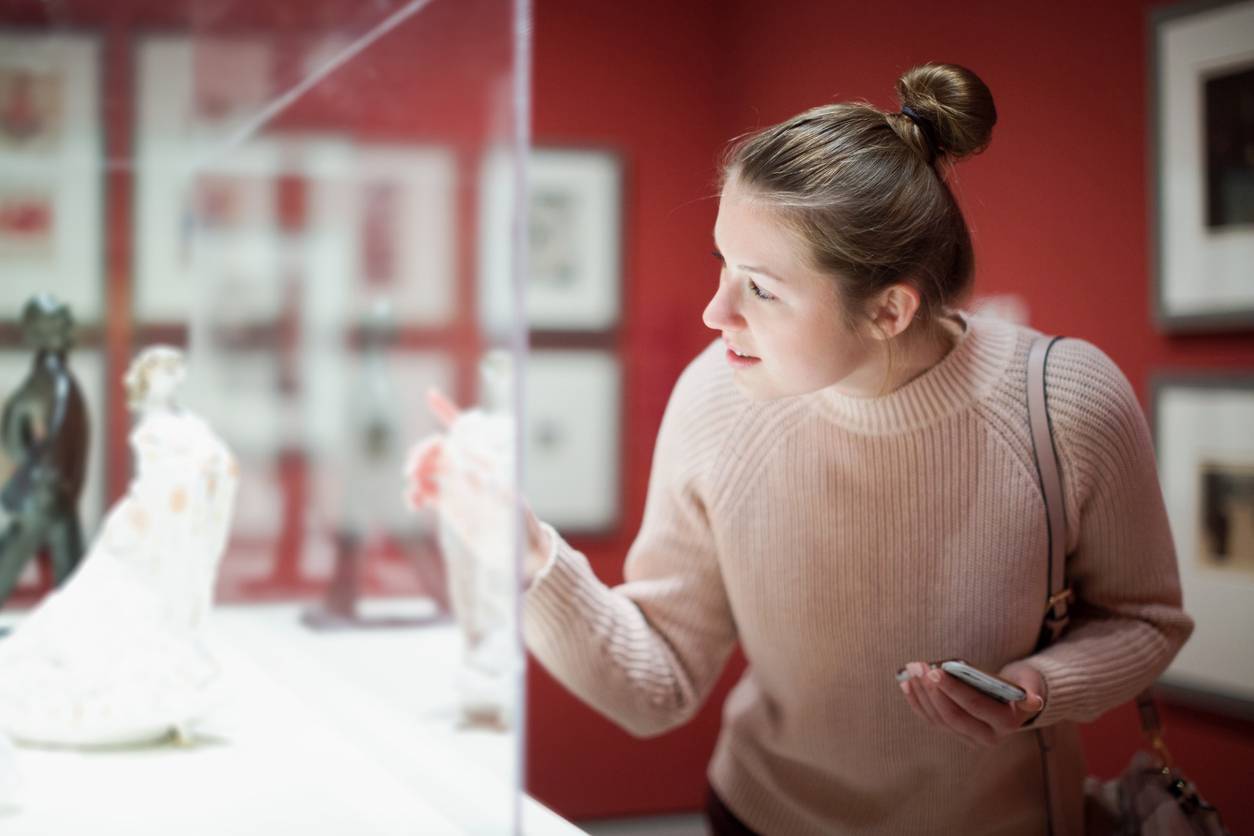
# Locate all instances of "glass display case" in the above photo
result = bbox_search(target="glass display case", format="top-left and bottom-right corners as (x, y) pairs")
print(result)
(0, 1), (567, 832)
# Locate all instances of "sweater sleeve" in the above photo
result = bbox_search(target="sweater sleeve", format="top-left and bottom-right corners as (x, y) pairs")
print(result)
(1023, 339), (1194, 727)
(522, 348), (740, 738)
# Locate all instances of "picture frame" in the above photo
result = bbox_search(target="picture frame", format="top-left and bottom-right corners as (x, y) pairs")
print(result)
(0, 31), (103, 321)
(479, 147), (622, 335)
(134, 35), (293, 324)
(515, 350), (620, 532)
(1150, 0), (1254, 331)
(1152, 372), (1254, 715)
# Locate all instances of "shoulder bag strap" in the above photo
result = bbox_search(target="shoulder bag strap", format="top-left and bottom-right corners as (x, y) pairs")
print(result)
(1026, 337), (1167, 790)
(1028, 336), (1072, 648)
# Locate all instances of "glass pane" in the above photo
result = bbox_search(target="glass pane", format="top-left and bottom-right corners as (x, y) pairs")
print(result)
(0, 2), (547, 833)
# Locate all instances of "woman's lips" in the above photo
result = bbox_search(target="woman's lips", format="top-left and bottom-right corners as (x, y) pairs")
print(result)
(725, 348), (761, 368)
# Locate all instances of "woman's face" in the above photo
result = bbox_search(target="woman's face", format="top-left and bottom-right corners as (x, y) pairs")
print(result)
(703, 178), (877, 400)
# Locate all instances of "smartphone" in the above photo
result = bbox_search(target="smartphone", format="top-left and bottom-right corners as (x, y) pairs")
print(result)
(895, 660), (1027, 704)
(940, 660), (1026, 703)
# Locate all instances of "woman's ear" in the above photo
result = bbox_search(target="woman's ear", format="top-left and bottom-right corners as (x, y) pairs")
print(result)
(866, 283), (922, 341)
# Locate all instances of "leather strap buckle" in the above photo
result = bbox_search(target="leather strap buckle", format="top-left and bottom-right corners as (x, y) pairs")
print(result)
(1047, 588), (1073, 611)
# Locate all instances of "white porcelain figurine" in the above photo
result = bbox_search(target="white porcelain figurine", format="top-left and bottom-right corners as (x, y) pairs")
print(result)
(0, 346), (239, 747)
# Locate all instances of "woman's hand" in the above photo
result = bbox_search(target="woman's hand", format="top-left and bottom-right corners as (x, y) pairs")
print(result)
(404, 389), (552, 583)
(898, 659), (1046, 748)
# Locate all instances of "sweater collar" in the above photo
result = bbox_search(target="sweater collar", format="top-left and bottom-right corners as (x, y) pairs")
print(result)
(806, 310), (1018, 434)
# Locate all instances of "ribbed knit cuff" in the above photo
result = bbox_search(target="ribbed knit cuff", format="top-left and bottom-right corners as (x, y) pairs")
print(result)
(1020, 654), (1084, 729)
(523, 526), (602, 631)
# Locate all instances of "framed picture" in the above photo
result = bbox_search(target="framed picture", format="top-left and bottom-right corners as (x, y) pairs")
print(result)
(479, 148), (622, 334)
(1153, 373), (1254, 714)
(515, 350), (620, 532)
(305, 144), (457, 328)
(1150, 0), (1254, 331)
(0, 32), (103, 321)
(134, 36), (289, 323)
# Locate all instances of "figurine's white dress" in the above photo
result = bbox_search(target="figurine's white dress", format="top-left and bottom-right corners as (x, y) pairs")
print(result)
(0, 407), (237, 747)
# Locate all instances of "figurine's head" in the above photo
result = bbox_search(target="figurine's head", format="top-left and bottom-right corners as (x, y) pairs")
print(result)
(124, 346), (186, 411)
(20, 294), (75, 352)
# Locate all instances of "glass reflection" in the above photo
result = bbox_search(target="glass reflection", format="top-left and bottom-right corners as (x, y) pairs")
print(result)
(0, 2), (534, 832)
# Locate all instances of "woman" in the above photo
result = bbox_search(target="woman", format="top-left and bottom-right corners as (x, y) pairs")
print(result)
(411, 63), (1192, 835)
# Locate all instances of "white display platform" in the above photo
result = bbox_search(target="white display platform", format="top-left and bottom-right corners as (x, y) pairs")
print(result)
(0, 600), (582, 835)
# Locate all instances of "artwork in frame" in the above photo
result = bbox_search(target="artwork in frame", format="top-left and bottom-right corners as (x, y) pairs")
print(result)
(1150, 0), (1254, 331)
(304, 144), (458, 329)
(515, 350), (620, 532)
(1153, 373), (1254, 715)
(0, 32), (103, 320)
(479, 148), (622, 335)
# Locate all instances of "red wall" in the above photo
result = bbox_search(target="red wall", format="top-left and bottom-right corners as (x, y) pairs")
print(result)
(524, 0), (738, 818)
(529, 0), (1254, 829)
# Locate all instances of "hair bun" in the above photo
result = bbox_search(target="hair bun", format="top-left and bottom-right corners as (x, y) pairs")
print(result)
(894, 63), (997, 161)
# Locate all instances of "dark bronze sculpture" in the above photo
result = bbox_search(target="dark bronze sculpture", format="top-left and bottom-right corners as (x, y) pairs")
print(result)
(0, 294), (89, 608)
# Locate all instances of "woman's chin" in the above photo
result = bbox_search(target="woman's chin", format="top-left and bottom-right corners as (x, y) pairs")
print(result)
(730, 370), (784, 402)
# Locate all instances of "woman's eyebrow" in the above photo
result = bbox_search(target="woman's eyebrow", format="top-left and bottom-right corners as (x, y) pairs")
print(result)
(712, 234), (787, 284)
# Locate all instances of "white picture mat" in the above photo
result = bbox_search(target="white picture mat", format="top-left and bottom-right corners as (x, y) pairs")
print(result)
(341, 146), (458, 327)
(136, 37), (360, 324)
(138, 138), (356, 324)
(519, 350), (619, 530)
(1157, 384), (1254, 701)
(1158, 1), (1254, 315)
(304, 348), (455, 533)
(0, 33), (103, 320)
(182, 347), (285, 456)
(135, 36), (272, 147)
(479, 148), (621, 333)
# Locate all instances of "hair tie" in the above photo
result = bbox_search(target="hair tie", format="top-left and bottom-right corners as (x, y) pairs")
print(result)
(900, 105), (941, 159)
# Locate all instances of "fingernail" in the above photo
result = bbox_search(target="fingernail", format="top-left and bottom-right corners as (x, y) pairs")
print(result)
(927, 669), (942, 684)
(899, 681), (910, 695)
(1028, 695), (1044, 712)
(907, 662), (923, 677)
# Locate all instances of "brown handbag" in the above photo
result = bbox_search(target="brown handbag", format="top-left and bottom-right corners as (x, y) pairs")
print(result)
(1025, 336), (1228, 836)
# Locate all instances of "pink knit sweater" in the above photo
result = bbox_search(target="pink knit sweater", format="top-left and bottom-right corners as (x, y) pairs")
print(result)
(523, 311), (1193, 835)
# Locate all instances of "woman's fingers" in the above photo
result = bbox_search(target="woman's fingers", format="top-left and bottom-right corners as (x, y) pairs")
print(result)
(903, 664), (944, 725)
(427, 388), (462, 429)
(923, 671), (996, 746)
(899, 678), (930, 724)
(403, 436), (444, 508)
(934, 670), (1017, 731)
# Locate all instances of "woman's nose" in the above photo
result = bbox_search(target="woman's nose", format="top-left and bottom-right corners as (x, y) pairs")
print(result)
(702, 279), (743, 331)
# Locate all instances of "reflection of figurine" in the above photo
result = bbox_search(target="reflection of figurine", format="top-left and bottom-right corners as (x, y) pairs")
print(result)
(0, 347), (238, 747)
(406, 350), (519, 727)
(0, 294), (89, 609)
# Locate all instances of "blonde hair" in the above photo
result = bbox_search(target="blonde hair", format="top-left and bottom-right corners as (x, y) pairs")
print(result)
(124, 345), (185, 408)
(720, 63), (997, 351)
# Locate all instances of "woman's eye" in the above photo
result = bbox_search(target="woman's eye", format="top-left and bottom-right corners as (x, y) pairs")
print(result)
(748, 280), (775, 301)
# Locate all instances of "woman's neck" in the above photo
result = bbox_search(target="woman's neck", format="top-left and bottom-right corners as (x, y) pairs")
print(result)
(836, 313), (964, 398)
